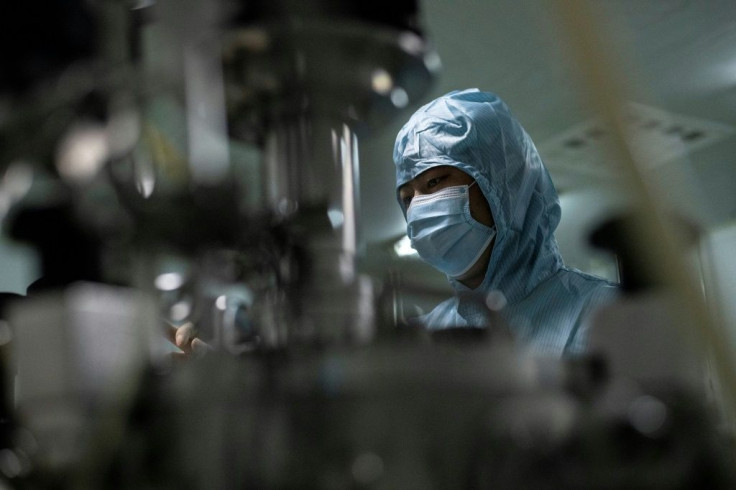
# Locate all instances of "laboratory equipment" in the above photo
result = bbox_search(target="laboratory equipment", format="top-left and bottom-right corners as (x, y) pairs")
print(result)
(0, 0), (733, 488)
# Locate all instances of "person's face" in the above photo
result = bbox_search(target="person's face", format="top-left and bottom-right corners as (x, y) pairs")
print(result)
(398, 166), (494, 228)
(398, 165), (495, 288)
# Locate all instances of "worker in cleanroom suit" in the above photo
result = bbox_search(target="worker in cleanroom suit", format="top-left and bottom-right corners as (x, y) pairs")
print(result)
(394, 88), (618, 356)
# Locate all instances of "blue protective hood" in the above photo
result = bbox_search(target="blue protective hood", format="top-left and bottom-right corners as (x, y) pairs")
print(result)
(393, 89), (564, 305)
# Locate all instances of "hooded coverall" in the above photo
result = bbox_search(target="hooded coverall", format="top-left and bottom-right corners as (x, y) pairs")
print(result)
(393, 89), (618, 356)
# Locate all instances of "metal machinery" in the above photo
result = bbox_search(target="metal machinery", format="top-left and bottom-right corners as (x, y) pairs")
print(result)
(0, 0), (734, 488)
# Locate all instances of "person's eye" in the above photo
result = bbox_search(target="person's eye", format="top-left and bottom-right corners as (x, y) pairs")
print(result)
(427, 177), (441, 189)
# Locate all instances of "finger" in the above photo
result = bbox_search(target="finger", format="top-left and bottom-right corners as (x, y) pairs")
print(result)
(163, 321), (178, 345)
(191, 338), (212, 358)
(164, 323), (192, 355)
(175, 323), (196, 350)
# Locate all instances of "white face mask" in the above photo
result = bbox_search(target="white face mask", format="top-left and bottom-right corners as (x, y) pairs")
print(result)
(406, 182), (496, 278)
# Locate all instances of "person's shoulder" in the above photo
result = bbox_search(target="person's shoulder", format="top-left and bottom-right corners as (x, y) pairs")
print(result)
(553, 267), (621, 307)
(559, 266), (619, 289)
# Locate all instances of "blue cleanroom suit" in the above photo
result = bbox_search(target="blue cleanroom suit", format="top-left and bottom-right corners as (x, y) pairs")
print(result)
(393, 89), (618, 356)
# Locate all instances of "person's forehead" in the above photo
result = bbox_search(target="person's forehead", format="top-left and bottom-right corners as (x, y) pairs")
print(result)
(398, 170), (431, 195)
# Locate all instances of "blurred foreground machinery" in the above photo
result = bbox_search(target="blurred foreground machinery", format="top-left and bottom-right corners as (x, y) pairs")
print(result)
(0, 0), (735, 488)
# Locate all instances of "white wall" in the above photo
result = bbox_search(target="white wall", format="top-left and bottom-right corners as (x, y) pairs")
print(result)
(703, 223), (736, 345)
(557, 190), (621, 281)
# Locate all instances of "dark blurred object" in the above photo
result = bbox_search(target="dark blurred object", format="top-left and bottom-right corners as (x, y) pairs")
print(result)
(431, 325), (514, 345)
(469, 387), (735, 489)
(222, 0), (436, 144)
(0, 0), (98, 96)
(231, 0), (421, 33)
(590, 212), (701, 293)
(9, 201), (104, 294)
(589, 214), (653, 293)
(0, 294), (21, 472)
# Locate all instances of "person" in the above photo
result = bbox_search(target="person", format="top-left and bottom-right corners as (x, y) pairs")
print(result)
(394, 88), (618, 356)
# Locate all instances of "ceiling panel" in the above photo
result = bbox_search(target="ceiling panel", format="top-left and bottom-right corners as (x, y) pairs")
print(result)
(359, 0), (736, 244)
